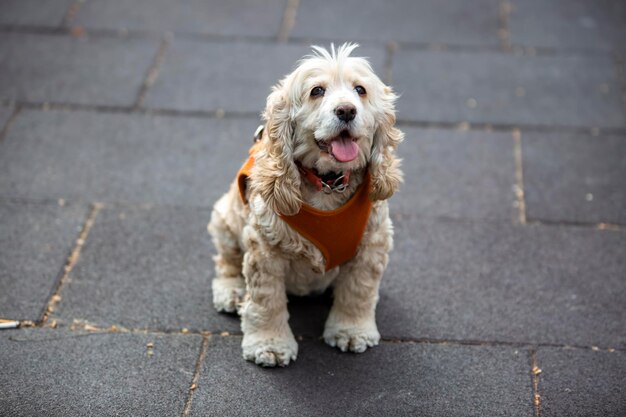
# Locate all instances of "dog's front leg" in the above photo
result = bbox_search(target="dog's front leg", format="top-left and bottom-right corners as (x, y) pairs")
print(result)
(240, 247), (297, 367)
(323, 228), (391, 353)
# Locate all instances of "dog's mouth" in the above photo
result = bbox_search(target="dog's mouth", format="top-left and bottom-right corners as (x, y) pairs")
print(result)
(317, 130), (359, 162)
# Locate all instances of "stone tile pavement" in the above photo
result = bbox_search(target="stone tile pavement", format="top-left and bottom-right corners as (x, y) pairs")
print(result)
(0, 1), (625, 416)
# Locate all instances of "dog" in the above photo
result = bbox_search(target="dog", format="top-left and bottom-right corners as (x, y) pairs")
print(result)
(208, 43), (403, 367)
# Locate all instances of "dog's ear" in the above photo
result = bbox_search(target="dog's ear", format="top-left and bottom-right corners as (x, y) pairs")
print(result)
(252, 80), (302, 216)
(369, 85), (404, 201)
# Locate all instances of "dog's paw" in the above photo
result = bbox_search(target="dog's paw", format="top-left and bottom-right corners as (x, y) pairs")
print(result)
(242, 333), (298, 367)
(212, 277), (246, 314)
(323, 319), (380, 353)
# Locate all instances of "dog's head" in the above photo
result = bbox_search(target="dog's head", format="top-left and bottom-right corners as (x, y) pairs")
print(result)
(254, 43), (403, 215)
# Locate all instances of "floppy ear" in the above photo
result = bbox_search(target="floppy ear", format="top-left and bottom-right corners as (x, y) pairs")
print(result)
(369, 85), (404, 201)
(252, 81), (302, 216)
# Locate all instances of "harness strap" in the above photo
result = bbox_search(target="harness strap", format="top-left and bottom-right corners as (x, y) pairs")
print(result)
(237, 143), (372, 271)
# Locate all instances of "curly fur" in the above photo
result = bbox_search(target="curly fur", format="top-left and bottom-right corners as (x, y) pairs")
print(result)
(208, 43), (403, 367)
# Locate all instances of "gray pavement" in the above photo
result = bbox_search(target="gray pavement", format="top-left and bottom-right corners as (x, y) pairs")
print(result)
(0, 1), (624, 416)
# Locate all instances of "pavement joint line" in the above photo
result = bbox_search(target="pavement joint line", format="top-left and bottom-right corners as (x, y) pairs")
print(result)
(614, 52), (626, 116)
(130, 107), (260, 120)
(13, 320), (625, 353)
(0, 24), (618, 59)
(60, 0), (84, 28)
(8, 100), (135, 115)
(289, 36), (611, 58)
(0, 105), (22, 144)
(0, 196), (94, 208)
(393, 212), (626, 232)
(40, 203), (103, 325)
(46, 318), (218, 337)
(277, 0), (299, 43)
(390, 41), (611, 58)
(384, 42), (397, 86)
(1, 100), (261, 121)
(413, 210), (626, 232)
(379, 336), (625, 353)
(0, 24), (68, 37)
(0, 196), (215, 214)
(0, 24), (278, 45)
(3, 100), (626, 137)
(594, 222), (626, 232)
(396, 119), (626, 136)
(525, 219), (626, 232)
(181, 335), (210, 417)
(498, 0), (512, 52)
(2, 196), (624, 234)
(134, 37), (171, 110)
(529, 349), (542, 417)
(512, 129), (527, 224)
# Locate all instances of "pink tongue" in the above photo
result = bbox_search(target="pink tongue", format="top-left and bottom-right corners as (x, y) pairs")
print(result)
(329, 137), (359, 162)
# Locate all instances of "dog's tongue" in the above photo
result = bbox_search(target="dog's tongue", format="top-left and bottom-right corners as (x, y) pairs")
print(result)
(329, 137), (359, 162)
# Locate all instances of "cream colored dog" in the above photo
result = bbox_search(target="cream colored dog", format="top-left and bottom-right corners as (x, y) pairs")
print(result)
(208, 43), (403, 367)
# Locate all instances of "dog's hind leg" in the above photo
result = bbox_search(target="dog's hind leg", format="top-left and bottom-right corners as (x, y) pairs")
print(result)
(208, 191), (246, 314)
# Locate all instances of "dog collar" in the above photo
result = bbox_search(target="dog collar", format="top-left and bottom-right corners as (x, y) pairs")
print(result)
(254, 125), (351, 194)
(296, 162), (351, 194)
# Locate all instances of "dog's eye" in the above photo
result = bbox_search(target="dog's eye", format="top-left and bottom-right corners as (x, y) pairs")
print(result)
(354, 85), (367, 96)
(310, 86), (325, 97)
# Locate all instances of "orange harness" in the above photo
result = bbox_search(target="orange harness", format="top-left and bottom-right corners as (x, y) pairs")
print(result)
(237, 143), (373, 271)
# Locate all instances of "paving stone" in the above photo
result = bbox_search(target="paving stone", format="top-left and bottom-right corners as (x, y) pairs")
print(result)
(392, 50), (626, 128)
(0, 33), (159, 106)
(523, 131), (626, 225)
(377, 216), (626, 348)
(0, 328), (201, 417)
(509, 0), (626, 50)
(190, 336), (533, 417)
(0, 201), (88, 321)
(144, 40), (386, 113)
(537, 348), (626, 417)
(0, 0), (73, 26)
(0, 109), (260, 205)
(74, 0), (287, 38)
(55, 205), (241, 333)
(291, 0), (501, 46)
(394, 127), (517, 220)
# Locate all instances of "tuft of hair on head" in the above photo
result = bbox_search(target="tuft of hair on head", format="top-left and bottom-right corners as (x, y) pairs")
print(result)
(308, 42), (360, 64)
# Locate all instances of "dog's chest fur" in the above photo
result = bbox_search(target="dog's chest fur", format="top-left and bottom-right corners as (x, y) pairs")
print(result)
(284, 257), (340, 295)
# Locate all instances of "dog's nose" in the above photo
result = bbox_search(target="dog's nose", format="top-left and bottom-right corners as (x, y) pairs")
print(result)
(334, 104), (356, 122)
